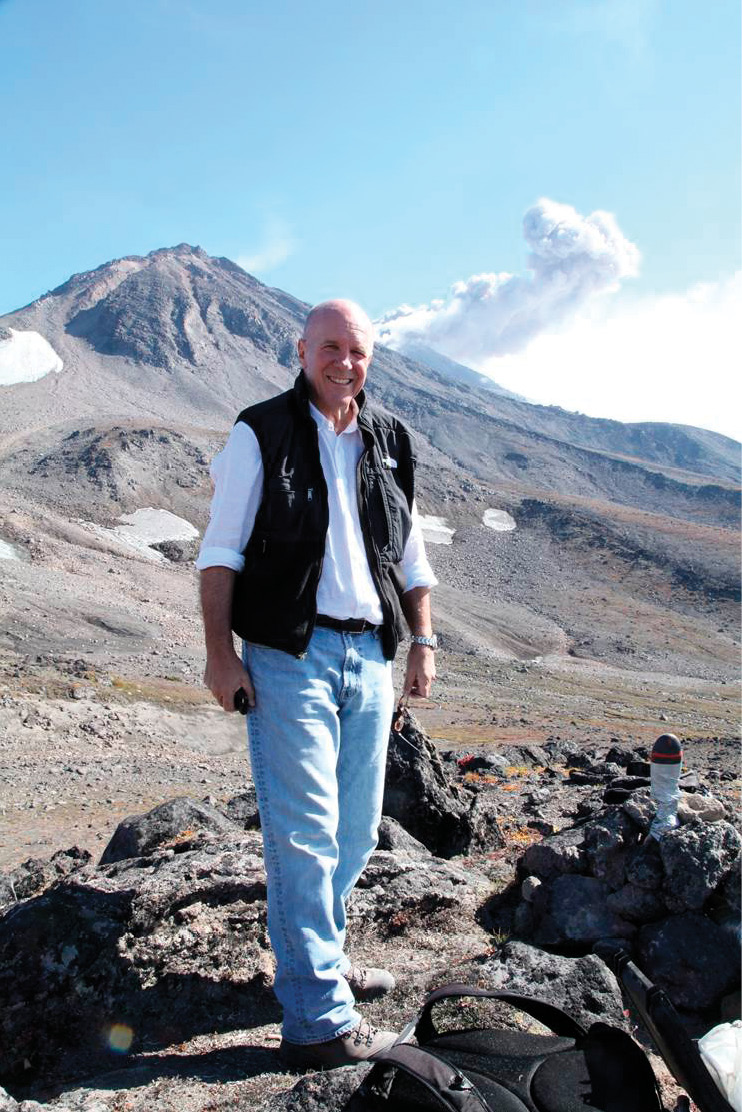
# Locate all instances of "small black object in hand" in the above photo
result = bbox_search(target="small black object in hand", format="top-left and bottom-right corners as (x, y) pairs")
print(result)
(234, 687), (250, 714)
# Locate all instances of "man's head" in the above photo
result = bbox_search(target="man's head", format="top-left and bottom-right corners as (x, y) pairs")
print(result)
(298, 300), (374, 421)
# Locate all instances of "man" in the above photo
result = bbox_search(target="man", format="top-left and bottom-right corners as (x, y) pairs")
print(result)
(196, 299), (437, 1068)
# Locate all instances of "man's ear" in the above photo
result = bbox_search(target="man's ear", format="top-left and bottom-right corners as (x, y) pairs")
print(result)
(297, 337), (305, 365)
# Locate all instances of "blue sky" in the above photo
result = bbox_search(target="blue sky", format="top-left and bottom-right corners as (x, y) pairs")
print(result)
(1, 0), (740, 437)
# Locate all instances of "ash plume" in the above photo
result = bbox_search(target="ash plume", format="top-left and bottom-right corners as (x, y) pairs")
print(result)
(376, 198), (640, 364)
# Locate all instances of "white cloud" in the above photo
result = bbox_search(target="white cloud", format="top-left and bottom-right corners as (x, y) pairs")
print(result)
(377, 198), (640, 364)
(237, 218), (295, 275)
(479, 273), (742, 440)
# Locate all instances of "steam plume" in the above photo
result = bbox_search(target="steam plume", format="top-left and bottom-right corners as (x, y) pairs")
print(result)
(376, 198), (640, 364)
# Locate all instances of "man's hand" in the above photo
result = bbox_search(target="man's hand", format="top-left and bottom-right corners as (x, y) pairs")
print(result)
(402, 643), (436, 700)
(204, 648), (256, 712)
(400, 585), (436, 699)
(200, 566), (256, 712)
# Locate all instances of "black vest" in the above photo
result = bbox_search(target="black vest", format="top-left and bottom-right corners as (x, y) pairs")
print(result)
(230, 373), (416, 660)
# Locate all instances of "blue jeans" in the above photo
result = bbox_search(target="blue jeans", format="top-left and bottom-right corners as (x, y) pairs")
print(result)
(243, 626), (394, 1044)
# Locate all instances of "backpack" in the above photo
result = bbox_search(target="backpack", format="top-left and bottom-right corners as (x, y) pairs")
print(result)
(354, 948), (736, 1112)
(354, 981), (663, 1111)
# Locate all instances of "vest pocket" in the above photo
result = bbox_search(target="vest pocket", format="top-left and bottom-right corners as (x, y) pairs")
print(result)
(375, 471), (411, 564)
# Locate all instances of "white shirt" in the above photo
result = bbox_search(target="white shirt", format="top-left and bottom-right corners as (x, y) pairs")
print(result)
(196, 403), (437, 624)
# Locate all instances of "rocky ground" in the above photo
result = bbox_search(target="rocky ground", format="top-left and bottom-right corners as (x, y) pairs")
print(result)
(1, 709), (738, 1112)
(0, 451), (739, 1111)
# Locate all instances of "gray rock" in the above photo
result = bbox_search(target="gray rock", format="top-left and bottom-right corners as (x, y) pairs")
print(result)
(522, 825), (586, 879)
(0, 846), (92, 914)
(543, 740), (591, 769)
(349, 848), (488, 935)
(638, 912), (740, 1010)
(258, 1065), (368, 1111)
(149, 537), (200, 563)
(383, 715), (503, 857)
(376, 816), (432, 858)
(222, 787), (261, 830)
(0, 834), (273, 1088)
(621, 788), (655, 833)
(678, 793), (726, 824)
(467, 789), (506, 853)
(660, 820), (741, 912)
(606, 882), (666, 923)
(624, 837), (664, 889)
(521, 876), (542, 902)
(719, 860), (741, 916)
(471, 940), (628, 1029)
(99, 796), (242, 864)
(532, 875), (636, 947)
(584, 809), (639, 890)
(0, 1085), (18, 1111)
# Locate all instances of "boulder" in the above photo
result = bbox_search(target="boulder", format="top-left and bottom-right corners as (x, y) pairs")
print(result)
(678, 792), (726, 824)
(0, 834), (273, 1089)
(222, 786), (261, 830)
(349, 848), (489, 938)
(376, 815), (432, 858)
(383, 714), (503, 857)
(521, 824), (587, 879)
(605, 882), (666, 923)
(531, 875), (635, 948)
(624, 836), (664, 889)
(464, 940), (629, 1030)
(0, 846), (92, 914)
(660, 820), (741, 913)
(99, 796), (242, 864)
(638, 912), (740, 1010)
(583, 808), (640, 890)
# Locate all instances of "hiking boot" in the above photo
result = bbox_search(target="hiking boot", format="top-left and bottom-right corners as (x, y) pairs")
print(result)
(344, 965), (396, 1001)
(280, 1019), (398, 1070)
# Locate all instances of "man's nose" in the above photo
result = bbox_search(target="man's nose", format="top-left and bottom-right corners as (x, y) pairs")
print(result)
(336, 351), (352, 369)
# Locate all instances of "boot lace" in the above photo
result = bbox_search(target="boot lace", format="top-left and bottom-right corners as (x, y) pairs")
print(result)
(342, 1020), (377, 1049)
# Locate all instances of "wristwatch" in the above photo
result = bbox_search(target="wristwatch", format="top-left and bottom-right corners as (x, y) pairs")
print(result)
(410, 633), (438, 649)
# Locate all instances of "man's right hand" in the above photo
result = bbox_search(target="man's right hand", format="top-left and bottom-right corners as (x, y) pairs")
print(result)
(204, 649), (256, 713)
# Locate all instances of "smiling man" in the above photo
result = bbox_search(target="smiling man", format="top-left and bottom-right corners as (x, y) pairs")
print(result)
(196, 300), (437, 1068)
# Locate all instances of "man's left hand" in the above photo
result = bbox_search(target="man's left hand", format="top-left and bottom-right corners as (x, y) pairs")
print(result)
(402, 642), (437, 699)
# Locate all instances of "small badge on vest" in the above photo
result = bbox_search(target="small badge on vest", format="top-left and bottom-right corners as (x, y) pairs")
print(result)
(381, 455), (397, 469)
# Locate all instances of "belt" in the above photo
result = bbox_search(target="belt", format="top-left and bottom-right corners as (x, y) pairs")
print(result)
(315, 614), (380, 633)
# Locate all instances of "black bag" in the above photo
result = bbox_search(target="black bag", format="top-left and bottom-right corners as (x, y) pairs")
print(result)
(356, 982), (663, 1111)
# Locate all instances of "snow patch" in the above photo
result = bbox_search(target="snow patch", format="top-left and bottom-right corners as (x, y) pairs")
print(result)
(0, 538), (22, 561)
(419, 514), (455, 545)
(84, 509), (199, 562)
(483, 509), (516, 532)
(0, 328), (63, 386)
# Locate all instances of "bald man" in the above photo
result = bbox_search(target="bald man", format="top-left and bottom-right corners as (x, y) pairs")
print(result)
(197, 300), (437, 1068)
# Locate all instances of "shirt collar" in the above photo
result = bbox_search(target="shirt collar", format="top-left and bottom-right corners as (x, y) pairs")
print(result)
(309, 400), (359, 435)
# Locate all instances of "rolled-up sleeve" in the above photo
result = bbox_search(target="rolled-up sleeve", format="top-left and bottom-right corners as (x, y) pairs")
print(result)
(195, 422), (264, 572)
(401, 501), (438, 591)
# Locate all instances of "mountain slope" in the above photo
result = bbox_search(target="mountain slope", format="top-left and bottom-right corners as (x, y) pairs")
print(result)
(1, 244), (738, 487)
(0, 245), (738, 691)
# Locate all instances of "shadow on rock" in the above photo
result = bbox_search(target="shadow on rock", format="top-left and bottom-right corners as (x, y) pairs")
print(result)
(0, 819), (279, 1094)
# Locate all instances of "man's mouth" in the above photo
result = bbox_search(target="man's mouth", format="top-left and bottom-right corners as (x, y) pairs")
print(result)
(327, 375), (352, 385)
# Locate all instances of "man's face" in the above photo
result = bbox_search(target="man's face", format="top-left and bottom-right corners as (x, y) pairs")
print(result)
(298, 305), (374, 419)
